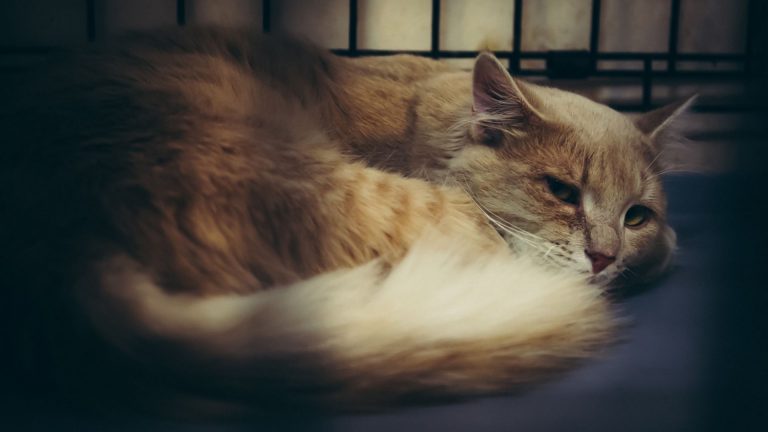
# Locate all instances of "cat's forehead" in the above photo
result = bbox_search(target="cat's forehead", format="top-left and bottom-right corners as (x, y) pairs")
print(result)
(529, 87), (660, 199)
(537, 87), (644, 146)
(536, 89), (648, 155)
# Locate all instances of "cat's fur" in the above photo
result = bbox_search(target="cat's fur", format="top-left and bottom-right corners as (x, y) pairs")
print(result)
(1, 28), (691, 411)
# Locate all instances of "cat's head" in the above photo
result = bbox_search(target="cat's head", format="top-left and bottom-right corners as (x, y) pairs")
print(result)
(413, 53), (694, 285)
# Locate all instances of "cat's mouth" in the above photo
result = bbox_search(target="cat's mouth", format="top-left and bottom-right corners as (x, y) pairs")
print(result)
(589, 271), (616, 287)
(498, 232), (624, 286)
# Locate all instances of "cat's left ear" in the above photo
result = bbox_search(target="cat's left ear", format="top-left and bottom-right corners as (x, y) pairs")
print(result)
(634, 95), (697, 148)
(471, 53), (543, 146)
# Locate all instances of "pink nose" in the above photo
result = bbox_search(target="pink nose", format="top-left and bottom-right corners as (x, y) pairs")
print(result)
(585, 250), (616, 274)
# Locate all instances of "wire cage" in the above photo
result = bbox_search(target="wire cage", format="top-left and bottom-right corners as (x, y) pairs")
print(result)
(192, 0), (755, 112)
(1, 0), (757, 112)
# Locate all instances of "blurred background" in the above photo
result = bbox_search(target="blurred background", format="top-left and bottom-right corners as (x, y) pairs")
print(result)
(1, 1), (766, 431)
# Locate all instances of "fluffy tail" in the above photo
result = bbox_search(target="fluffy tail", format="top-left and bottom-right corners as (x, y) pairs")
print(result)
(79, 233), (615, 409)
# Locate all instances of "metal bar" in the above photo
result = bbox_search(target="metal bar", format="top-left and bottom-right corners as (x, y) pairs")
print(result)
(348, 0), (358, 54)
(4, 40), (744, 67)
(610, 103), (757, 113)
(512, 0), (523, 72)
(642, 59), (653, 110)
(329, 48), (746, 62)
(262, 0), (271, 33)
(330, 49), (746, 78)
(668, 0), (681, 72)
(592, 69), (745, 79)
(176, 0), (186, 26)
(86, 0), (95, 42)
(430, 0), (440, 58)
(593, 52), (744, 61)
(589, 0), (601, 58)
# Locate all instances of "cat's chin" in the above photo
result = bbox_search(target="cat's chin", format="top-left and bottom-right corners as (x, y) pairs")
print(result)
(589, 271), (620, 288)
(619, 227), (678, 288)
(604, 259), (677, 297)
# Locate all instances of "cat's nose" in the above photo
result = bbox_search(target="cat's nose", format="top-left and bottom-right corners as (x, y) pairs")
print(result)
(585, 250), (616, 274)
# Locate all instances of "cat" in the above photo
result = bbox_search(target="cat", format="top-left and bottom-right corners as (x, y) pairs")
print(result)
(1, 28), (693, 412)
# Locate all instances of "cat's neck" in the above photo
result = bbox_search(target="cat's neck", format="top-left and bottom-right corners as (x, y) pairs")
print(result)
(324, 57), (472, 173)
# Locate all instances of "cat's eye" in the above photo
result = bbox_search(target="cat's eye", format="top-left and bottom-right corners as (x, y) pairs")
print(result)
(546, 176), (580, 205)
(624, 205), (652, 228)
(478, 127), (504, 147)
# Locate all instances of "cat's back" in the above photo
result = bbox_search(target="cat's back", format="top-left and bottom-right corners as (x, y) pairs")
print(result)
(1, 29), (342, 184)
(0, 30), (344, 277)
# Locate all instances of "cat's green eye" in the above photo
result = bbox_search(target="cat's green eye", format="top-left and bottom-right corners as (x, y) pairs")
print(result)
(624, 205), (652, 228)
(546, 177), (580, 205)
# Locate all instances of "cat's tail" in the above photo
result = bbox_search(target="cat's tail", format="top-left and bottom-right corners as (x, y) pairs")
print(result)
(79, 232), (615, 409)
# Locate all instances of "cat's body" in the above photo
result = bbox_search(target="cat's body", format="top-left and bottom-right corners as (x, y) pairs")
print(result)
(1, 28), (689, 412)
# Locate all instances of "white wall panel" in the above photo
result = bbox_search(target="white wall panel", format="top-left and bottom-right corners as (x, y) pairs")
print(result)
(600, 0), (670, 53)
(521, 0), (591, 51)
(358, 0), (431, 50)
(440, 0), (514, 51)
(679, 0), (748, 53)
(273, 0), (348, 49)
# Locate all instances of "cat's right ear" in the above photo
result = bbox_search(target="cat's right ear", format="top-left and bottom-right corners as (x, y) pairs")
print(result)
(471, 53), (542, 146)
(634, 95), (697, 144)
(634, 95), (699, 172)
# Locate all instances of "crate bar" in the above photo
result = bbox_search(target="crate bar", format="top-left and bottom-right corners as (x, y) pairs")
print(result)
(430, 0), (440, 58)
(596, 52), (745, 61)
(262, 0), (271, 33)
(176, 0), (186, 26)
(348, 0), (358, 54)
(332, 49), (746, 63)
(589, 0), (601, 61)
(4, 45), (745, 64)
(591, 69), (745, 79)
(642, 59), (652, 110)
(86, 0), (96, 41)
(512, 0), (523, 72)
(608, 104), (746, 113)
(668, 0), (681, 72)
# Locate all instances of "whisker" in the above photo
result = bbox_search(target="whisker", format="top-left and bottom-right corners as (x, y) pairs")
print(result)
(471, 200), (548, 252)
(479, 206), (545, 241)
(644, 168), (695, 182)
(619, 267), (638, 280)
(463, 191), (545, 243)
(457, 178), (571, 268)
(481, 210), (546, 251)
(645, 148), (666, 173)
(459, 183), (546, 242)
(456, 182), (560, 264)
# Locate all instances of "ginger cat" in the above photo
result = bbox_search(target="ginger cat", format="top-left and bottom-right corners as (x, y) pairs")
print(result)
(1, 28), (693, 412)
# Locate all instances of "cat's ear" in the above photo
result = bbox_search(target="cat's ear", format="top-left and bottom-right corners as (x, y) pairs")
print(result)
(634, 95), (697, 145)
(471, 53), (542, 146)
(635, 95), (698, 171)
